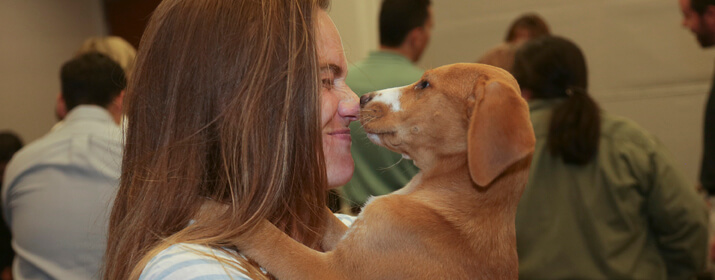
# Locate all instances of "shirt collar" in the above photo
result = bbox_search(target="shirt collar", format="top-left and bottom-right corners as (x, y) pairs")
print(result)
(63, 105), (117, 125)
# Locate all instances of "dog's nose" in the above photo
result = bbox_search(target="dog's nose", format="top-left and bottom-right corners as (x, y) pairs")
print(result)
(360, 93), (375, 108)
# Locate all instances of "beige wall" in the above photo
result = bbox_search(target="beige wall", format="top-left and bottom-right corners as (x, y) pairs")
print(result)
(0, 1), (106, 143)
(329, 0), (713, 183)
(0, 0), (709, 184)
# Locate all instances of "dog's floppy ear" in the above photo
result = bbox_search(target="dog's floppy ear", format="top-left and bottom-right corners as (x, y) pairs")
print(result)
(467, 79), (535, 187)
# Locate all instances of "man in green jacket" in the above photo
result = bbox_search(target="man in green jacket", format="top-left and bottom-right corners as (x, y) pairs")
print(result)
(343, 0), (433, 210)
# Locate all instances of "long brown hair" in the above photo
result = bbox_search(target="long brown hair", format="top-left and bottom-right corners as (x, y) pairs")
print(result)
(512, 35), (600, 165)
(104, 0), (330, 279)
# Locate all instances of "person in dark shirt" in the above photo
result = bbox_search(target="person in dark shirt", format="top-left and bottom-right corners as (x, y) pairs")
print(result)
(679, 0), (715, 194)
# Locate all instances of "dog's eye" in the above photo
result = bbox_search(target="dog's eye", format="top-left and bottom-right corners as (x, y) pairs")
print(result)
(415, 80), (430, 90)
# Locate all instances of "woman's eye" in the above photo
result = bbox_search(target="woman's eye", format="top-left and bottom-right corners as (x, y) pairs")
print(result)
(322, 78), (334, 89)
(416, 80), (430, 90)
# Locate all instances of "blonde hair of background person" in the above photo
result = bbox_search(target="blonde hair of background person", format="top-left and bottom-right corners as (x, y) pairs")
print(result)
(102, 0), (362, 279)
(76, 36), (136, 77)
(477, 13), (550, 72)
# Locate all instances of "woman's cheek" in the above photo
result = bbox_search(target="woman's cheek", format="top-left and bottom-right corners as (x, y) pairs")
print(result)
(320, 91), (338, 126)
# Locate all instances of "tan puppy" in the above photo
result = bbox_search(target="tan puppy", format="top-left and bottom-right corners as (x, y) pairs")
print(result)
(231, 63), (535, 279)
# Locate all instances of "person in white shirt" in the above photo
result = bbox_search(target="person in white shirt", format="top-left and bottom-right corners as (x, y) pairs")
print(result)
(2, 52), (126, 280)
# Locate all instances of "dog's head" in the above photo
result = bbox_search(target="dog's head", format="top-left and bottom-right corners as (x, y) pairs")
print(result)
(359, 63), (535, 186)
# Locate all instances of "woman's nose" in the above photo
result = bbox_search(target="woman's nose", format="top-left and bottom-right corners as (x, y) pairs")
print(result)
(339, 87), (359, 121)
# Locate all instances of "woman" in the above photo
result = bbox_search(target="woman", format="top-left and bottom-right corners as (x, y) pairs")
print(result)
(103, 0), (359, 279)
(512, 35), (708, 279)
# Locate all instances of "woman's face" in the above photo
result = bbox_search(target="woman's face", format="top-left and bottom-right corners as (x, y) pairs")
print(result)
(315, 10), (359, 188)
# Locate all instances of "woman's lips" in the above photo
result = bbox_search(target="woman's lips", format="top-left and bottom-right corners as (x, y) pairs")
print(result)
(327, 129), (351, 141)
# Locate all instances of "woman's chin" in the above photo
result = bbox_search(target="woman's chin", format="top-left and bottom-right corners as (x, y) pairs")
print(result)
(326, 161), (354, 189)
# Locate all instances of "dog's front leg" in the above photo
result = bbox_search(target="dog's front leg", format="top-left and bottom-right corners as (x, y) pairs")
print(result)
(233, 219), (348, 280)
(321, 207), (348, 251)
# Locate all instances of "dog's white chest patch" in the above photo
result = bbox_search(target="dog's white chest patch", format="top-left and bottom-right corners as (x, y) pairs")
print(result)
(373, 86), (404, 112)
(367, 133), (382, 145)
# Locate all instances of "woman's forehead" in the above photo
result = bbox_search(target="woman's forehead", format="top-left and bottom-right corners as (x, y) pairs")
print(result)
(315, 10), (345, 67)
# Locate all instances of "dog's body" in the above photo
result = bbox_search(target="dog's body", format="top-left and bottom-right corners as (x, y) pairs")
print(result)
(232, 63), (535, 279)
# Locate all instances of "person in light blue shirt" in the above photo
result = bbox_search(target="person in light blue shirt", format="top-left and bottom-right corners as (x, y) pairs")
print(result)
(2, 52), (126, 280)
(343, 0), (434, 210)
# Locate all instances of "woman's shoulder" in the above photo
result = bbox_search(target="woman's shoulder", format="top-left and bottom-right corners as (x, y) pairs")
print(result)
(335, 213), (357, 227)
(139, 243), (252, 280)
(600, 112), (659, 151)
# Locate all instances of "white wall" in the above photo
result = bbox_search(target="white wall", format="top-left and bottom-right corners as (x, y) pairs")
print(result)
(329, 0), (381, 65)
(330, 0), (712, 184)
(0, 1), (106, 143)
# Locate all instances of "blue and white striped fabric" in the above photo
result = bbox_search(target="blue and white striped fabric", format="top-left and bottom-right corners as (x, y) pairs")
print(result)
(139, 214), (358, 280)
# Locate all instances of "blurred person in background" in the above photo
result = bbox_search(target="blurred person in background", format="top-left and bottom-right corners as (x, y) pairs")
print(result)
(679, 0), (715, 195)
(679, 0), (715, 273)
(513, 35), (708, 280)
(0, 132), (22, 280)
(477, 12), (550, 73)
(342, 0), (433, 212)
(2, 53), (125, 280)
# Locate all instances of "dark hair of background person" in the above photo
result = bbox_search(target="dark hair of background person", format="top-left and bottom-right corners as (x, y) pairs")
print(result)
(504, 13), (551, 43)
(379, 0), (432, 47)
(512, 35), (601, 165)
(0, 132), (23, 165)
(0, 130), (23, 186)
(691, 0), (715, 15)
(0, 131), (22, 276)
(60, 52), (127, 111)
(104, 0), (330, 279)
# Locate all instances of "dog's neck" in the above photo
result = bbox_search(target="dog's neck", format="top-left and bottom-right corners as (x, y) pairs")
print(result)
(411, 152), (467, 179)
(411, 153), (528, 212)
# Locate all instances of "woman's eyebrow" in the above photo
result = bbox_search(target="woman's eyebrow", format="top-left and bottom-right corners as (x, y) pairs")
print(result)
(320, 64), (342, 76)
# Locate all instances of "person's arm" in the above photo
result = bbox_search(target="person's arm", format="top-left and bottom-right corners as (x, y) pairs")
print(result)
(646, 144), (709, 279)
